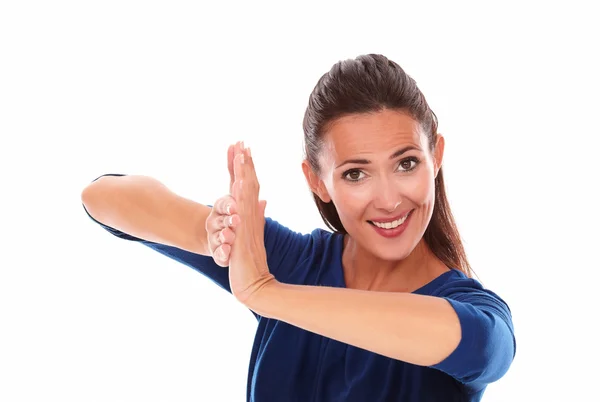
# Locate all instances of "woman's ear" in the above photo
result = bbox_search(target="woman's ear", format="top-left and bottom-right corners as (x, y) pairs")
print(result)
(302, 160), (331, 203)
(433, 133), (445, 178)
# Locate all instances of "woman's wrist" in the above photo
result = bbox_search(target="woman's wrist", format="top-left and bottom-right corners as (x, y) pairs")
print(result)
(244, 275), (282, 317)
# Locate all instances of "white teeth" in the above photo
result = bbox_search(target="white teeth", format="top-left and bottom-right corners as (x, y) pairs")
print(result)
(372, 213), (410, 229)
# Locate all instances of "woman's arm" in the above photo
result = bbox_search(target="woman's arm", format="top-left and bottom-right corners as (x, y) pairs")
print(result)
(228, 146), (514, 384)
(248, 280), (515, 385)
(81, 174), (212, 255)
(249, 282), (460, 366)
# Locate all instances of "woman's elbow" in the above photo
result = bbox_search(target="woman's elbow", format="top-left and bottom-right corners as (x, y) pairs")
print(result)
(469, 314), (516, 384)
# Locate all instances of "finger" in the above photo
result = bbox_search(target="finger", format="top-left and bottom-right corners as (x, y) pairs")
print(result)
(234, 151), (245, 178)
(209, 214), (240, 236)
(232, 153), (246, 200)
(242, 148), (260, 197)
(213, 243), (231, 267)
(223, 214), (241, 229)
(208, 227), (235, 259)
(219, 227), (236, 244)
(219, 243), (231, 261)
(213, 195), (237, 216)
(245, 148), (259, 187)
(227, 144), (235, 191)
(209, 228), (222, 253)
(246, 146), (254, 169)
(228, 142), (242, 193)
(208, 214), (225, 233)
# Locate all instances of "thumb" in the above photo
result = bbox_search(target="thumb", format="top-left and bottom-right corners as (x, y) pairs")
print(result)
(259, 200), (267, 216)
(228, 144), (235, 193)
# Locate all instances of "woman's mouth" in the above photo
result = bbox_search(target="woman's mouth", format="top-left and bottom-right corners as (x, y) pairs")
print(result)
(367, 210), (414, 238)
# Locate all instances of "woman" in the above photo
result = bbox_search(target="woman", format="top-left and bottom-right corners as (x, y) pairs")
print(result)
(82, 54), (515, 401)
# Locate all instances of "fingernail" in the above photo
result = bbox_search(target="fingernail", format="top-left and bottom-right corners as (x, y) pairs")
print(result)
(240, 154), (245, 164)
(247, 147), (252, 157)
(226, 204), (231, 214)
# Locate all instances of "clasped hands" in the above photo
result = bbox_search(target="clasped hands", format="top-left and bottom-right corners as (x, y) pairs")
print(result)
(205, 141), (276, 305)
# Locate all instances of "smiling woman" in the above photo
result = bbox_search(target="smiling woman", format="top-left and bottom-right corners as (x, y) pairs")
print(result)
(82, 54), (516, 402)
(303, 110), (447, 271)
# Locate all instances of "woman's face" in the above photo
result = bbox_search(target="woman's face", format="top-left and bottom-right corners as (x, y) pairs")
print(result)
(304, 109), (444, 261)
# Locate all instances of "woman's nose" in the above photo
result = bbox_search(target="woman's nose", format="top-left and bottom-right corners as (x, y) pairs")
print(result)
(373, 179), (402, 212)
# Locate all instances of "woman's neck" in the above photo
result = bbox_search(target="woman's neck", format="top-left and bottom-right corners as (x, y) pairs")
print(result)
(341, 235), (449, 293)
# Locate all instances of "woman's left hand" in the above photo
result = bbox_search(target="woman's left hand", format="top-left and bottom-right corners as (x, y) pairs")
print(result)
(228, 146), (277, 305)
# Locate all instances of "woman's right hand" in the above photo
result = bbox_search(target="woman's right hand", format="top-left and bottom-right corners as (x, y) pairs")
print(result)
(205, 142), (242, 266)
(206, 142), (265, 267)
(206, 193), (240, 267)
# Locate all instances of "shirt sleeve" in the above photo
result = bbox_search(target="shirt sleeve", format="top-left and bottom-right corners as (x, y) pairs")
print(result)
(83, 173), (314, 294)
(430, 278), (516, 390)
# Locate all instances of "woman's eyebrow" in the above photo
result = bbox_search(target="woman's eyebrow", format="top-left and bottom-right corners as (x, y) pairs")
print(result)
(336, 145), (421, 169)
(389, 145), (421, 159)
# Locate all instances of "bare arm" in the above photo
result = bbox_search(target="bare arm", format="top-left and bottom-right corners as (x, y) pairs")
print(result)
(229, 147), (515, 384)
(248, 280), (515, 385)
(250, 282), (460, 366)
(81, 175), (212, 255)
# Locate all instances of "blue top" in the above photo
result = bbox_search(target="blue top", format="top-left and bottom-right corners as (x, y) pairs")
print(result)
(84, 176), (516, 401)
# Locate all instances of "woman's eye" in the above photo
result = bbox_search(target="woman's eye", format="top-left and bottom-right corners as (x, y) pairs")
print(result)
(398, 157), (419, 171)
(344, 169), (365, 181)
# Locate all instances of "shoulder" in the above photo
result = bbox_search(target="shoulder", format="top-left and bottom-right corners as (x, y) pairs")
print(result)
(262, 216), (339, 269)
(430, 269), (508, 301)
(429, 269), (513, 322)
(264, 217), (335, 248)
(263, 217), (342, 285)
(430, 270), (517, 386)
(263, 216), (339, 262)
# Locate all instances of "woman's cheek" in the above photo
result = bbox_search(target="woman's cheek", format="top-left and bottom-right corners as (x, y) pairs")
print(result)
(331, 182), (372, 218)
(400, 171), (434, 206)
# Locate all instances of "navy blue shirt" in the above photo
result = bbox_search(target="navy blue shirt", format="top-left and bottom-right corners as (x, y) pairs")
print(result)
(84, 185), (515, 401)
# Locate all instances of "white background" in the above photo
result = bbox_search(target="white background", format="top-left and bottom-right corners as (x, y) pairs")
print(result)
(1, 1), (599, 401)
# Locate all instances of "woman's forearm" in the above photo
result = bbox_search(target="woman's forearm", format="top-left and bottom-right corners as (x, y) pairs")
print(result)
(249, 280), (461, 367)
(81, 175), (211, 255)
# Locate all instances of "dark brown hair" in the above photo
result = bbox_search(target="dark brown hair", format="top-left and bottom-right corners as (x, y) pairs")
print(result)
(302, 54), (473, 278)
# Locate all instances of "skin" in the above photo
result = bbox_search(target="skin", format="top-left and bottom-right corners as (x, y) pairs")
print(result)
(301, 109), (450, 292)
(207, 141), (263, 267)
(208, 110), (463, 367)
(212, 109), (450, 293)
(223, 140), (461, 367)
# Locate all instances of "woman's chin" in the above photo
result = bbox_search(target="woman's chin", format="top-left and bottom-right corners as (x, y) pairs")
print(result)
(365, 240), (412, 262)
